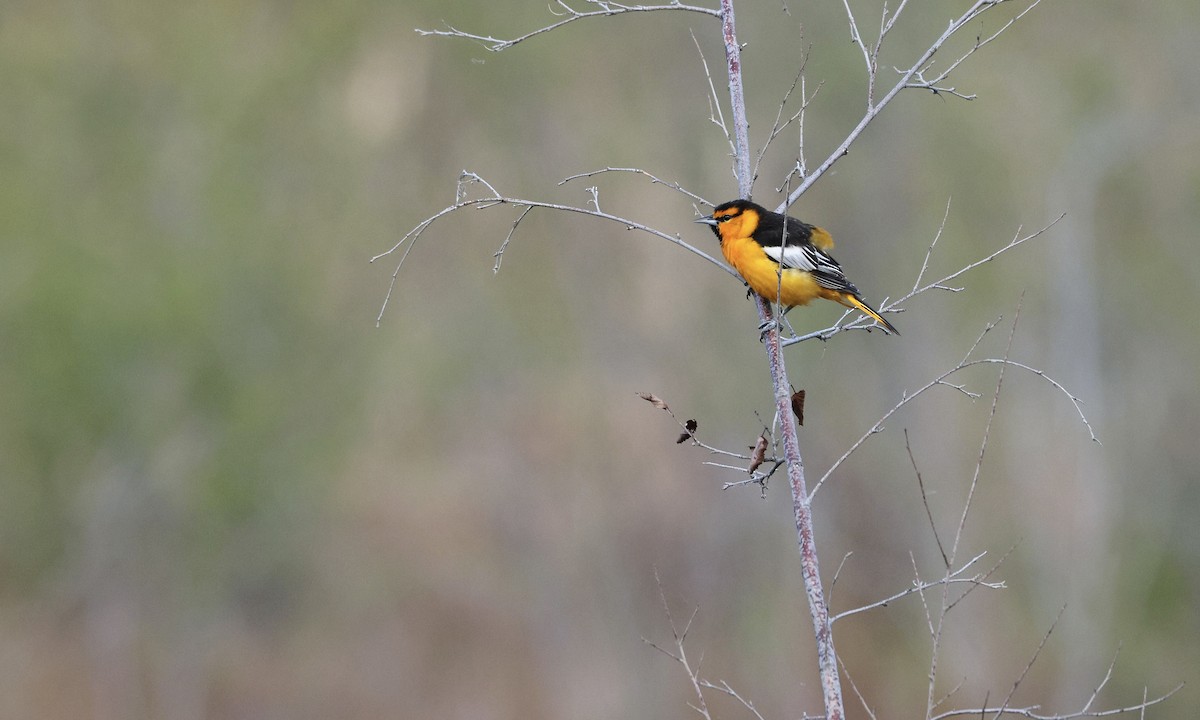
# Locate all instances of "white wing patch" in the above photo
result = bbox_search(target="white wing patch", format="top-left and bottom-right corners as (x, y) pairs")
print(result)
(762, 245), (818, 272)
(761, 243), (858, 293)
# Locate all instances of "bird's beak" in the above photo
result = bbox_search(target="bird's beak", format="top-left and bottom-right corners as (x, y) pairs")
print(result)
(694, 216), (719, 226)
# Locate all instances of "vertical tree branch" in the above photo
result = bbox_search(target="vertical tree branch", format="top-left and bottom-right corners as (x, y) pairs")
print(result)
(720, 0), (751, 195)
(720, 1), (844, 717)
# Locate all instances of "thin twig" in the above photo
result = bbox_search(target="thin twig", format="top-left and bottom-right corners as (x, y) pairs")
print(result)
(782, 214), (1064, 345)
(783, 0), (1043, 210)
(944, 539), (1018, 614)
(560, 166), (710, 205)
(751, 54), (819, 192)
(924, 301), (1021, 717)
(905, 0), (1044, 96)
(643, 570), (713, 720)
(416, 1), (721, 52)
(992, 605), (1066, 719)
(774, 72), (823, 193)
(949, 294), (1023, 566)
(906, 428), (949, 568)
(828, 551), (854, 603)
(492, 206), (532, 273)
(691, 29), (736, 165)
(897, 216), (1066, 306)
(911, 197), (955, 294)
(928, 683), (1182, 720)
(807, 313), (1095, 502)
(831, 551), (1000, 623)
(698, 679), (769, 720)
(839, 655), (879, 720)
(374, 171), (733, 325)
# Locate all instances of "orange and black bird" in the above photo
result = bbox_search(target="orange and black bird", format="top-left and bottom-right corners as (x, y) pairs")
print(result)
(696, 199), (898, 335)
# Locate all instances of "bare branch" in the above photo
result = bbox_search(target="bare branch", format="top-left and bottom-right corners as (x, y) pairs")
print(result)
(831, 551), (1001, 623)
(948, 294), (1022, 566)
(964, 360), (1099, 443)
(905, 0), (1044, 94)
(928, 682), (1182, 720)
(698, 679), (769, 720)
(751, 53), (819, 193)
(492, 206), (532, 273)
(690, 29), (737, 165)
(906, 429), (949, 568)
(944, 539), (1018, 614)
(416, 1), (721, 53)
(374, 171), (733, 325)
(807, 310), (1095, 503)
(560, 166), (711, 206)
(840, 0), (872, 84)
(782, 213), (1063, 346)
(782, 0), (1043, 210)
(994, 606), (1067, 719)
(911, 197), (954, 293)
(828, 551), (854, 603)
(649, 571), (778, 720)
(897, 215), (1066, 307)
(921, 305), (1020, 718)
(644, 571), (713, 720)
(839, 655), (879, 720)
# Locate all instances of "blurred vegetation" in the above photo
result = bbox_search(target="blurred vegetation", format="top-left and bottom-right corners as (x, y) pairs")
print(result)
(1, 1), (1197, 718)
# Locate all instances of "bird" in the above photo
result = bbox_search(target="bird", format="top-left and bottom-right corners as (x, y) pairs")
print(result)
(696, 199), (898, 335)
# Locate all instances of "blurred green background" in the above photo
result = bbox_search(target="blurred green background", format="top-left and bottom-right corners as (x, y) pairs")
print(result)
(2, 1), (1197, 718)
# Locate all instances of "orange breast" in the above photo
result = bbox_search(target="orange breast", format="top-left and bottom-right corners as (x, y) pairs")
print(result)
(721, 235), (821, 307)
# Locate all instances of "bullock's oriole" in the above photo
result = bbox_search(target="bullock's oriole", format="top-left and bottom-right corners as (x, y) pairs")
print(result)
(696, 199), (898, 335)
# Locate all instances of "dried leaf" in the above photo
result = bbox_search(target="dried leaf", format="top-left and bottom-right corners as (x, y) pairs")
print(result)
(637, 392), (669, 411)
(748, 434), (768, 474)
(791, 389), (806, 426)
(675, 419), (699, 444)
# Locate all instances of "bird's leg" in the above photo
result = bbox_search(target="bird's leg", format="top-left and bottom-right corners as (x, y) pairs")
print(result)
(758, 303), (786, 341)
(761, 305), (798, 339)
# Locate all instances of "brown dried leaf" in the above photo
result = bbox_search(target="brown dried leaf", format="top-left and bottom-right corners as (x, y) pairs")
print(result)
(791, 389), (806, 426)
(675, 419), (699, 444)
(637, 392), (669, 411)
(748, 434), (768, 474)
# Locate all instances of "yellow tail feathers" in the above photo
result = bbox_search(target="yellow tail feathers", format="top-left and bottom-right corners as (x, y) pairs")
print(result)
(842, 294), (899, 335)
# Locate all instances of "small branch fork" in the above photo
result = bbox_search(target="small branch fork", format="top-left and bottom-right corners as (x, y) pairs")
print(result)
(806, 312), (1099, 503)
(636, 392), (787, 493)
(643, 571), (770, 720)
(779, 0), (1044, 208)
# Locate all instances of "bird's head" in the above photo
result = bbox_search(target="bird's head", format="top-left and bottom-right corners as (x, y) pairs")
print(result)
(694, 199), (765, 243)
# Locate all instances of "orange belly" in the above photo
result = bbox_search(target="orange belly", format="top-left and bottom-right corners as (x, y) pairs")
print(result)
(722, 235), (823, 307)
